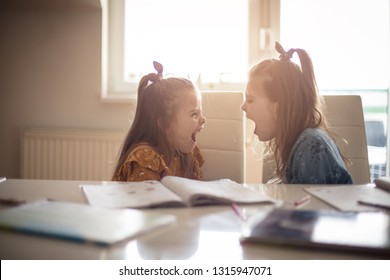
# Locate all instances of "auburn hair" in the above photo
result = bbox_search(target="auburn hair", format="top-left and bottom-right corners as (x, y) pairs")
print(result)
(112, 76), (197, 179)
(249, 49), (333, 180)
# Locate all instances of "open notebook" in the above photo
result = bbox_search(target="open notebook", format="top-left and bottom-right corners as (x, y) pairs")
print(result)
(241, 208), (390, 256)
(304, 185), (390, 212)
(82, 176), (276, 209)
(0, 200), (175, 246)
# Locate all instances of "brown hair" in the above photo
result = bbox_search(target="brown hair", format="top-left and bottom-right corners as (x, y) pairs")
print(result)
(112, 73), (198, 179)
(250, 45), (339, 180)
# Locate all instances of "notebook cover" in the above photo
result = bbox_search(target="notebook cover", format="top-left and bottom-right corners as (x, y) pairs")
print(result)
(240, 208), (390, 256)
(0, 200), (175, 246)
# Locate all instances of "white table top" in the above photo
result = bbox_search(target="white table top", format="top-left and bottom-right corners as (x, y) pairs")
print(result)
(0, 179), (385, 260)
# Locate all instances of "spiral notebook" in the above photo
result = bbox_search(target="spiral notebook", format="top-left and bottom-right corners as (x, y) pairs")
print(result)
(0, 200), (175, 246)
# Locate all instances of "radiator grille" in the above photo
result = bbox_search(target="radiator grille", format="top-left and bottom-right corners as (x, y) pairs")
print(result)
(21, 128), (124, 180)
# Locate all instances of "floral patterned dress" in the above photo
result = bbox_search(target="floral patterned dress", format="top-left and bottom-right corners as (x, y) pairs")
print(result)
(285, 128), (353, 184)
(112, 144), (204, 181)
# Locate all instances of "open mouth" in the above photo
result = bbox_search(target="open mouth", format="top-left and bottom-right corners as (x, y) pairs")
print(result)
(191, 125), (204, 145)
(191, 132), (197, 144)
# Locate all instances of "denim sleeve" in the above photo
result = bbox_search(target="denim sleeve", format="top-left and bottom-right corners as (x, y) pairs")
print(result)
(286, 134), (353, 184)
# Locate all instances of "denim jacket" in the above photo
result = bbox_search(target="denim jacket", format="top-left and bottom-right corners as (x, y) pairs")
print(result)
(285, 128), (353, 184)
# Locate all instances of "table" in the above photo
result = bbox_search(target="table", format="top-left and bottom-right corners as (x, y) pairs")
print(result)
(0, 179), (386, 260)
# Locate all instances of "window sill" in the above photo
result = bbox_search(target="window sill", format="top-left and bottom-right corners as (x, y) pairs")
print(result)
(100, 92), (137, 104)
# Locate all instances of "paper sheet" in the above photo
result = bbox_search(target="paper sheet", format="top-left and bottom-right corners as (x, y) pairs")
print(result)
(304, 185), (390, 211)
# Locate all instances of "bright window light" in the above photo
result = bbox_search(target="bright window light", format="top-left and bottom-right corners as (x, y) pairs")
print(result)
(280, 0), (389, 90)
(123, 0), (248, 84)
(281, 0), (390, 180)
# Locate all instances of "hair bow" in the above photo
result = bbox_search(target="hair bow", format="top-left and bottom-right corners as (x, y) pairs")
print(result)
(275, 42), (295, 62)
(147, 61), (164, 83)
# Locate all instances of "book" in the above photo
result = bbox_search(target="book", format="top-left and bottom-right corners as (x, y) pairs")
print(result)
(81, 176), (276, 209)
(240, 208), (390, 255)
(0, 200), (175, 246)
(304, 185), (390, 212)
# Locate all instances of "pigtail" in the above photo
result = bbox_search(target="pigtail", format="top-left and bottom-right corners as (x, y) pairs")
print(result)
(275, 42), (318, 95)
(137, 61), (164, 98)
(137, 75), (150, 98)
(295, 49), (318, 96)
(294, 48), (324, 128)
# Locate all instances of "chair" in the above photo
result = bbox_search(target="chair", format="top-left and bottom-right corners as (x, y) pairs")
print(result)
(197, 91), (246, 183)
(323, 95), (370, 184)
(261, 95), (371, 184)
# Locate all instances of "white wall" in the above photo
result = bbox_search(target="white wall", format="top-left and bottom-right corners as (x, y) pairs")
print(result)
(0, 3), (134, 179)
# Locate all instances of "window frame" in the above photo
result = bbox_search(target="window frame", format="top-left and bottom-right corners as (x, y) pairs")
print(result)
(101, 0), (133, 102)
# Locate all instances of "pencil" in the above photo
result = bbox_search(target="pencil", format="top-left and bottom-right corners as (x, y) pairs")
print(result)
(293, 194), (311, 207)
(231, 203), (245, 221)
(357, 200), (390, 211)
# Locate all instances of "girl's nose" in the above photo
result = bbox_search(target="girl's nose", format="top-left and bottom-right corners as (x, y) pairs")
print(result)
(200, 114), (206, 127)
(241, 102), (246, 112)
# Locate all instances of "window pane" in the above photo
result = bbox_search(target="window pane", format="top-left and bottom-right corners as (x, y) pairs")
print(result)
(280, 0), (389, 90)
(124, 0), (248, 83)
(280, 0), (390, 181)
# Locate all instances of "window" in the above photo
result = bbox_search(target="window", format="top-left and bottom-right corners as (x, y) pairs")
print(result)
(101, 0), (280, 100)
(280, 0), (390, 180)
(124, 0), (248, 85)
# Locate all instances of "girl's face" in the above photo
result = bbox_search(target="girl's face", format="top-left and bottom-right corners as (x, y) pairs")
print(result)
(168, 90), (206, 153)
(241, 77), (278, 141)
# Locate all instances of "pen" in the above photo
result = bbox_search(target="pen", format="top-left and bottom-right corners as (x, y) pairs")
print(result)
(231, 203), (246, 221)
(0, 198), (26, 206)
(357, 200), (390, 211)
(293, 194), (311, 207)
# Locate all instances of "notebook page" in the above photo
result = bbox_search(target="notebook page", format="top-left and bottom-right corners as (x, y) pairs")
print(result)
(304, 185), (390, 211)
(82, 180), (184, 208)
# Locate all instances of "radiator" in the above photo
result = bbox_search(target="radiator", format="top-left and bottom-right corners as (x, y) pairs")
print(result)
(21, 128), (124, 180)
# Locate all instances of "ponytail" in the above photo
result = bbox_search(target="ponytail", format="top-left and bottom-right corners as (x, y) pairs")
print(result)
(137, 61), (164, 98)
